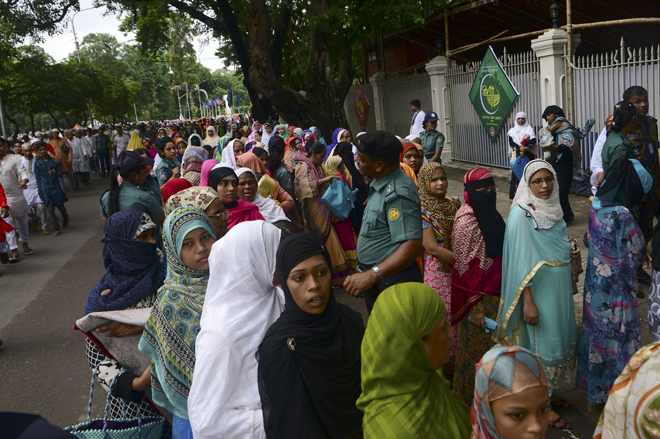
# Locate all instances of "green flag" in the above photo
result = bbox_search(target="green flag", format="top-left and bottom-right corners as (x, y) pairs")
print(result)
(469, 46), (519, 142)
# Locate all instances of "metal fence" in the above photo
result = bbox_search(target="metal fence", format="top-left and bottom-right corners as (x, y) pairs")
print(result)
(571, 39), (660, 169)
(343, 73), (432, 138)
(381, 72), (432, 136)
(446, 49), (542, 168)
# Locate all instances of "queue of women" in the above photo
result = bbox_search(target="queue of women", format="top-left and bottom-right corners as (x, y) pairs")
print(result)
(73, 99), (660, 439)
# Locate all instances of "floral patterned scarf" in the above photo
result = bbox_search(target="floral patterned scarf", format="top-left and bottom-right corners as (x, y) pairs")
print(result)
(139, 206), (216, 419)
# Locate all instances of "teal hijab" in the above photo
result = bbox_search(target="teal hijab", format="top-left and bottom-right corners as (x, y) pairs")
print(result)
(139, 206), (216, 419)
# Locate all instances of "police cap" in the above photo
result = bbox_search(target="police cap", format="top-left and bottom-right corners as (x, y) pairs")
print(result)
(355, 130), (403, 164)
(118, 150), (154, 175)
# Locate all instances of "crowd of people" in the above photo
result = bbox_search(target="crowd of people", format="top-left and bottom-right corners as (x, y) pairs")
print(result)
(1, 86), (659, 439)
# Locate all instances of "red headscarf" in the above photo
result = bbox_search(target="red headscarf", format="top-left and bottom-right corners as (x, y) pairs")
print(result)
(450, 167), (503, 326)
(399, 142), (421, 175)
(161, 178), (193, 203)
(462, 167), (491, 205)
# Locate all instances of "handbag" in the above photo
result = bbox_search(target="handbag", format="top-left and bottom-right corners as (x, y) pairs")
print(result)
(65, 365), (165, 439)
(320, 177), (357, 221)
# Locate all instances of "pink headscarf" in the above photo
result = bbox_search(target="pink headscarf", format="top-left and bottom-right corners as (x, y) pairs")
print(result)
(200, 159), (219, 187)
(463, 168), (492, 206)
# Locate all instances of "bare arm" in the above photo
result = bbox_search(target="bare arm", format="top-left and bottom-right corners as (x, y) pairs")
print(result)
(522, 286), (538, 326)
(422, 227), (453, 264)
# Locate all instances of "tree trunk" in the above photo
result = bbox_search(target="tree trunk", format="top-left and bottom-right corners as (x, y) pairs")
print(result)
(246, 0), (352, 141)
(4, 111), (20, 135)
(167, 0), (353, 133)
(60, 111), (72, 129)
(46, 107), (61, 132)
(30, 113), (35, 133)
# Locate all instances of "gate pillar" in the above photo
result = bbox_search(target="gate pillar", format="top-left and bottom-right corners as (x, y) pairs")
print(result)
(369, 71), (388, 131)
(531, 28), (568, 119)
(425, 56), (451, 157)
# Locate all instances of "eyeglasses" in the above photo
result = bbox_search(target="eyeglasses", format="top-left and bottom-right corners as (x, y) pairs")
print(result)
(475, 186), (498, 194)
(529, 177), (555, 187)
(207, 211), (229, 221)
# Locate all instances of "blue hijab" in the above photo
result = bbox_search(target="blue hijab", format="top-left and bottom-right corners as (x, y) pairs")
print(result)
(310, 126), (326, 146)
(85, 211), (164, 315)
(325, 128), (344, 160)
(139, 206), (216, 419)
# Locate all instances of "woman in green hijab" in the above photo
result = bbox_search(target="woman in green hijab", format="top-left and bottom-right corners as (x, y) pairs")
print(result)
(357, 282), (471, 438)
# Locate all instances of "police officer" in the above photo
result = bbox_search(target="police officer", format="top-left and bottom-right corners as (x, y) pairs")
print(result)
(100, 150), (165, 227)
(419, 111), (445, 164)
(343, 131), (423, 313)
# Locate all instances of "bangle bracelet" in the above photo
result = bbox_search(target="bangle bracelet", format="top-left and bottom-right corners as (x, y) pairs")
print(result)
(372, 266), (384, 282)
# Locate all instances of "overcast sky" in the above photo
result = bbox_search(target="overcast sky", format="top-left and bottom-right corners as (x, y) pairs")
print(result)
(35, 0), (224, 71)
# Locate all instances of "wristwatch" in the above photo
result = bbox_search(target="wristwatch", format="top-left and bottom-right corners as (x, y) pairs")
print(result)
(371, 266), (384, 282)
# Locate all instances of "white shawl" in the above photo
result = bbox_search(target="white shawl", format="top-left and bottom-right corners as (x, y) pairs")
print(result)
(511, 159), (564, 230)
(235, 168), (289, 223)
(188, 222), (284, 439)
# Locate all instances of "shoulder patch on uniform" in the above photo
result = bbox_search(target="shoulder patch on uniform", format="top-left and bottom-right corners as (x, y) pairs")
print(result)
(388, 208), (400, 221)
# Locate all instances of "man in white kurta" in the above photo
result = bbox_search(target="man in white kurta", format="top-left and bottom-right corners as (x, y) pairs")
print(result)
(0, 142), (33, 261)
(409, 99), (426, 137)
(20, 145), (49, 234)
(71, 130), (90, 185)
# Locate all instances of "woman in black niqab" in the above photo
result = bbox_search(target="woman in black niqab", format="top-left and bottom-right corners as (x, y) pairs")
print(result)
(257, 233), (364, 439)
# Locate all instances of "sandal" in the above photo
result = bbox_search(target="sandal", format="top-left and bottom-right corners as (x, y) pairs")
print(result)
(8, 257), (18, 263)
(43, 229), (51, 235)
(63, 217), (69, 228)
(54, 230), (61, 236)
(24, 249), (35, 256)
(549, 416), (571, 430)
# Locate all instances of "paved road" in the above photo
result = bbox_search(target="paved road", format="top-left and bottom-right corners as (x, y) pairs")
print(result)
(0, 163), (648, 438)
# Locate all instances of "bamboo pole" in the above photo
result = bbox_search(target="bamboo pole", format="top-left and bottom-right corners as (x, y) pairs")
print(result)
(567, 0), (574, 122)
(449, 17), (660, 54)
(451, 29), (510, 56)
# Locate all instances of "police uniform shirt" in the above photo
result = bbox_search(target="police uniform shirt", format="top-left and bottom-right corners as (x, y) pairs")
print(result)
(100, 180), (164, 220)
(357, 168), (423, 266)
(273, 161), (292, 191)
(142, 174), (164, 205)
(156, 159), (177, 185)
(419, 129), (445, 159)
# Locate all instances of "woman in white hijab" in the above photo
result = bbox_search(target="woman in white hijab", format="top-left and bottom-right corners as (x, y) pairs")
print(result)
(188, 221), (284, 439)
(217, 139), (242, 170)
(203, 126), (222, 150)
(507, 112), (539, 199)
(495, 159), (577, 429)
(235, 168), (289, 223)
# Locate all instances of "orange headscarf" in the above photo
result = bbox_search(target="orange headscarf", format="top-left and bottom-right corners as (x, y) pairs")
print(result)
(237, 152), (268, 175)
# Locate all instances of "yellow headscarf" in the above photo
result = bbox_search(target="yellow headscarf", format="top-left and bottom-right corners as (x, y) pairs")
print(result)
(127, 130), (142, 150)
(324, 155), (353, 188)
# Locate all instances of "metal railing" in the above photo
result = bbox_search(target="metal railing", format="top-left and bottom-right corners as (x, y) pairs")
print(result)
(569, 39), (660, 169)
(446, 48), (541, 168)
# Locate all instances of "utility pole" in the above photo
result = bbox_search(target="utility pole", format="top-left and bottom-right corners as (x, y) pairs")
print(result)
(71, 7), (96, 127)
